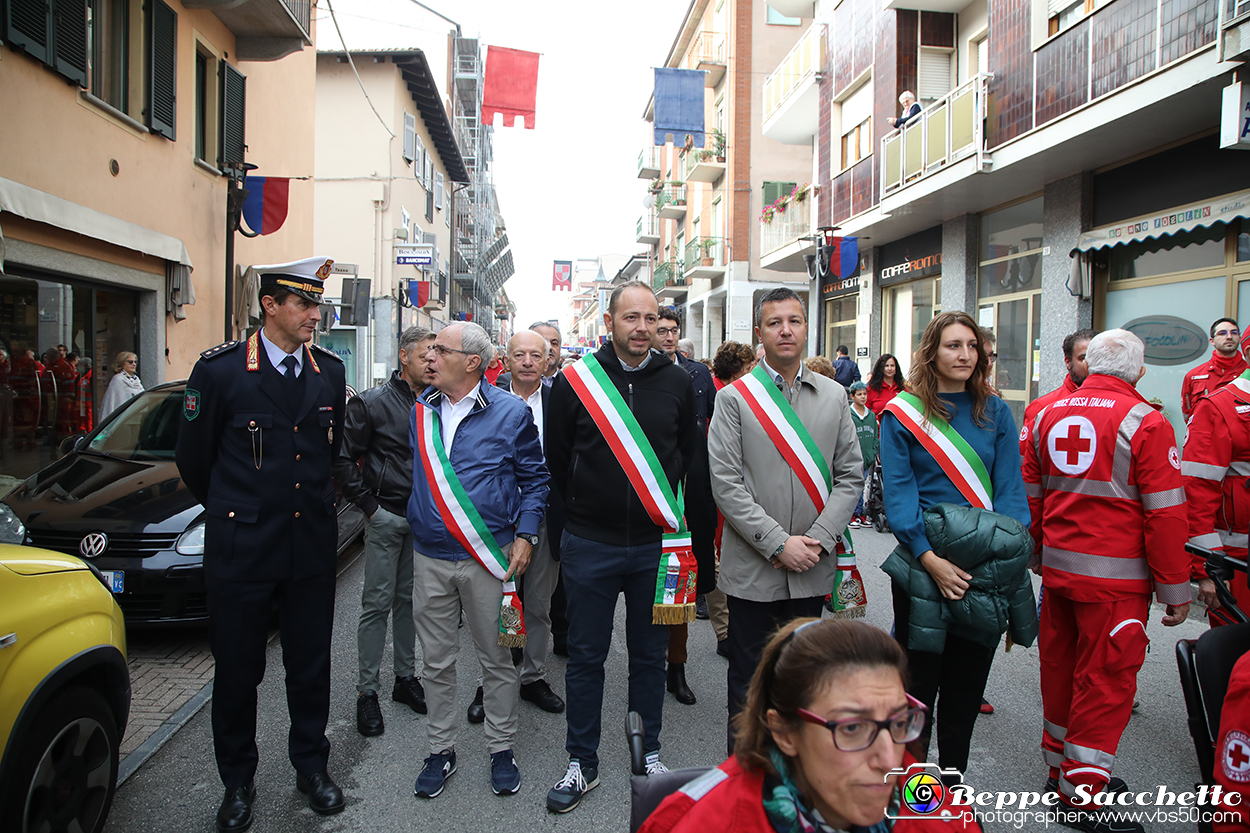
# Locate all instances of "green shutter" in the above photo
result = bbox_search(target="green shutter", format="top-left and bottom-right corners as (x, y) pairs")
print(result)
(762, 181), (796, 206)
(5, 0), (50, 64)
(146, 0), (176, 138)
(219, 61), (246, 167)
(52, 0), (86, 86)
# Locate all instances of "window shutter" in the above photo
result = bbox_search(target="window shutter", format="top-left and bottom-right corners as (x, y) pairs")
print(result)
(6, 0), (50, 64)
(435, 172), (444, 210)
(402, 111), (416, 162)
(414, 135), (426, 185)
(425, 187), (434, 223)
(147, 0), (177, 139)
(52, 0), (87, 87)
(918, 49), (952, 102)
(762, 181), (796, 206)
(218, 62), (246, 167)
(976, 37), (988, 76)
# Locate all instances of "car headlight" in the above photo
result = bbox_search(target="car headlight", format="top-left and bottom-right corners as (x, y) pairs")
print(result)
(176, 521), (205, 555)
(0, 502), (26, 544)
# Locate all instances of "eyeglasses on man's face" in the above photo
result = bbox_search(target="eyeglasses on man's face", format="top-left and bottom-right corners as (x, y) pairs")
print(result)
(657, 327), (680, 337)
(796, 693), (928, 752)
(1215, 329), (1240, 338)
(427, 343), (474, 357)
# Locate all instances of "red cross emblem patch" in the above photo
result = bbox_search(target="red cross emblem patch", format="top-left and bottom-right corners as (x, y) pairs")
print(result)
(1223, 731), (1250, 783)
(1047, 415), (1097, 476)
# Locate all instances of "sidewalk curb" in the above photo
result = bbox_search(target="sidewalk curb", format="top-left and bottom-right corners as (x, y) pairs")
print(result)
(116, 543), (366, 787)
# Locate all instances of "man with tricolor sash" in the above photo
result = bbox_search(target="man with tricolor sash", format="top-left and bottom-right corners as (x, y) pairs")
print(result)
(708, 287), (864, 754)
(545, 280), (697, 813)
(406, 322), (549, 800)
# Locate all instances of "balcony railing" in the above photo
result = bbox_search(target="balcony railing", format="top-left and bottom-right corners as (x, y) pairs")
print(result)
(762, 23), (824, 124)
(881, 73), (993, 197)
(638, 146), (662, 179)
(681, 130), (726, 181)
(637, 213), (660, 243)
(761, 207), (811, 256)
(688, 30), (727, 67)
(654, 185), (688, 213)
(684, 237), (726, 273)
(653, 260), (686, 290)
(282, 0), (311, 34)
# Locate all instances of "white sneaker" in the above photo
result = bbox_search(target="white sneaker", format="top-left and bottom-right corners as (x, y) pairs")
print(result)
(644, 752), (669, 775)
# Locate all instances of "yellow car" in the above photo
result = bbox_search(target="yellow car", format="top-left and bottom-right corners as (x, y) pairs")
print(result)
(0, 544), (130, 833)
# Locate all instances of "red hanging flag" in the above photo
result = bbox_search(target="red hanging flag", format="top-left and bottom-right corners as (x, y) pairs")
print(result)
(552, 260), (572, 291)
(240, 176), (290, 235)
(414, 280), (431, 308)
(482, 45), (539, 129)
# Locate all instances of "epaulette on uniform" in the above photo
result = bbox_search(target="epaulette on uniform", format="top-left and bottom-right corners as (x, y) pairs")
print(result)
(311, 343), (343, 362)
(200, 341), (242, 360)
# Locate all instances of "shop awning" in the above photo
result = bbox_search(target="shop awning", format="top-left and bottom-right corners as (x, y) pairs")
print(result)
(1071, 188), (1250, 254)
(0, 176), (194, 271)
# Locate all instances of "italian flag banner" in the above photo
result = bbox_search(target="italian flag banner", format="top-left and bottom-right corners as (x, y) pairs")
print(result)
(883, 392), (994, 510)
(415, 406), (526, 647)
(565, 353), (696, 623)
(732, 363), (864, 616)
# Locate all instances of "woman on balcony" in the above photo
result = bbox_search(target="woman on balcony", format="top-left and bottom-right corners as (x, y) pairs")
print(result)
(889, 91), (921, 130)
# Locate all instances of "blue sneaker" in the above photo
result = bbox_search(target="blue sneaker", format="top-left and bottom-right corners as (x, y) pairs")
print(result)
(490, 749), (521, 795)
(546, 759), (598, 813)
(414, 749), (456, 799)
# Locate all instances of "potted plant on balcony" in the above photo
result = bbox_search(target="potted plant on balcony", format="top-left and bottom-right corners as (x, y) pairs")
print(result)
(671, 183), (686, 206)
(791, 182), (811, 203)
(712, 128), (727, 162)
(698, 238), (717, 267)
(649, 179), (663, 193)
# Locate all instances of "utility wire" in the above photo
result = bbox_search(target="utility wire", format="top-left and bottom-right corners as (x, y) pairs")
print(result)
(323, 0), (395, 138)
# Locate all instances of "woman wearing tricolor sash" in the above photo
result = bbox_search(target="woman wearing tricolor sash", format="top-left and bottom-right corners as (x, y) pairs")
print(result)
(878, 311), (1030, 781)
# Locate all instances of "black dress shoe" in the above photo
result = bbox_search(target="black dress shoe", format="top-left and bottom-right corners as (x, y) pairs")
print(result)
(695, 594), (709, 620)
(467, 686), (485, 724)
(296, 771), (345, 815)
(357, 691), (384, 736)
(216, 782), (255, 832)
(392, 675), (427, 715)
(519, 679), (566, 713)
(716, 639), (730, 659)
(666, 663), (696, 705)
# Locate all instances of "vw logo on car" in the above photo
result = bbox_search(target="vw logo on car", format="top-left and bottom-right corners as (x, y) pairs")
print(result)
(79, 532), (109, 559)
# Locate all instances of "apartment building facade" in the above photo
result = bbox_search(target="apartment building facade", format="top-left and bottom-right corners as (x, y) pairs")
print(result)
(777, 0), (1250, 439)
(0, 0), (318, 482)
(638, 0), (816, 360)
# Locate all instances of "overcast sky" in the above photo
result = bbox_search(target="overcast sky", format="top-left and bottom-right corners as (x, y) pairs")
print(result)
(317, 0), (688, 336)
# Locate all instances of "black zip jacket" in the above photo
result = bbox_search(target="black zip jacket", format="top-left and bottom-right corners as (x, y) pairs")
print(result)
(332, 370), (418, 518)
(547, 343), (696, 546)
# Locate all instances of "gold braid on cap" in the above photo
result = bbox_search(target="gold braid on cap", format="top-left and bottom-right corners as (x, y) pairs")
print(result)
(275, 279), (324, 295)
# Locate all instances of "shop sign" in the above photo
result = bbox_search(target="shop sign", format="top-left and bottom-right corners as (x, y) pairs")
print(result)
(1221, 81), (1250, 150)
(1075, 189), (1250, 252)
(879, 225), (942, 287)
(821, 274), (860, 299)
(396, 244), (434, 266)
(1121, 315), (1208, 366)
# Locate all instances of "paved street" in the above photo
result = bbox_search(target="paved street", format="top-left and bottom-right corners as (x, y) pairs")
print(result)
(105, 527), (1210, 833)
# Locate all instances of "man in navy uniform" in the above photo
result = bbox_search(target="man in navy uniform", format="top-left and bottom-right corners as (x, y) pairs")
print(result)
(176, 256), (348, 832)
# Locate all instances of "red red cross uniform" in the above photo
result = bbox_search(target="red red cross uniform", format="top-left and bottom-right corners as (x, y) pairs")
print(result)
(1019, 374), (1080, 456)
(1022, 374), (1191, 806)
(1181, 351), (1247, 423)
(1182, 372), (1250, 625)
(1214, 651), (1250, 832)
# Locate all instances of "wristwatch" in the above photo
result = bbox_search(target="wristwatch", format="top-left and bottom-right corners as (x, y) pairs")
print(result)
(518, 533), (540, 546)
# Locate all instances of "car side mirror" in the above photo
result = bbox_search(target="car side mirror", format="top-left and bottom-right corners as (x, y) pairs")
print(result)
(57, 434), (84, 457)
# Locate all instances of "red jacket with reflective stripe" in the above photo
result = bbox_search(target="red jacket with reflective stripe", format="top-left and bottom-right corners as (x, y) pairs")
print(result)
(1022, 374), (1190, 604)
(1182, 375), (1250, 579)
(1181, 351), (1247, 421)
(1020, 374), (1080, 457)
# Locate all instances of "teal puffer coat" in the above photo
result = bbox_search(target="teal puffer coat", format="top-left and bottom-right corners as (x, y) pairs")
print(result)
(881, 503), (1039, 653)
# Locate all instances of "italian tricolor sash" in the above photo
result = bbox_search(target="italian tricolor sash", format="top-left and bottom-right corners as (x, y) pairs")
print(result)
(564, 353), (696, 624)
(883, 391), (994, 510)
(731, 364), (832, 510)
(732, 363), (865, 616)
(414, 405), (526, 647)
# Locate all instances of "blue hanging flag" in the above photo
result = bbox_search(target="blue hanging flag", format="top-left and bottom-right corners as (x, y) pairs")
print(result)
(653, 68), (705, 148)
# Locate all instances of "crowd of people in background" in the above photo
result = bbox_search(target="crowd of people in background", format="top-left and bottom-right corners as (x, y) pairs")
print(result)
(179, 259), (1250, 833)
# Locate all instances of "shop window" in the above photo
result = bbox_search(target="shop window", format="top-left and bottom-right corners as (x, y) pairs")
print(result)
(824, 296), (858, 361)
(978, 197), (1043, 299)
(1238, 228), (1249, 263)
(1107, 224), (1226, 282)
(883, 277), (941, 378)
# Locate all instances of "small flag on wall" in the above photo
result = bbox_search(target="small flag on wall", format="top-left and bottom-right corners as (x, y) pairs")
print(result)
(241, 177), (290, 235)
(409, 279), (431, 308)
(827, 236), (859, 279)
(552, 261), (572, 291)
(483, 46), (540, 129)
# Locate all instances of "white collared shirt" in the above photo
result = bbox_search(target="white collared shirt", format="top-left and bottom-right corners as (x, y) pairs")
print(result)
(440, 391), (476, 457)
(259, 328), (302, 377)
(619, 348), (655, 372)
(759, 357), (803, 400)
(515, 384), (544, 454)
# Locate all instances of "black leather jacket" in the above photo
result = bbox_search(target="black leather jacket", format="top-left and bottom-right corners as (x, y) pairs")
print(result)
(332, 370), (418, 517)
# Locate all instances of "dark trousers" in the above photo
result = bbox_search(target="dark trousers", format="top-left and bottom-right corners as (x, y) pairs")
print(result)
(561, 530), (669, 770)
(725, 594), (825, 754)
(550, 569), (569, 645)
(891, 580), (996, 775)
(206, 569), (336, 787)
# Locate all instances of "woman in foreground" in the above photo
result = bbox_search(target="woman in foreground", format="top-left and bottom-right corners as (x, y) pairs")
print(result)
(640, 618), (980, 832)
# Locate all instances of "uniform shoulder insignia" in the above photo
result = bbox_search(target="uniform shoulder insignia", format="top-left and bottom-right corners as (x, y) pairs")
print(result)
(311, 343), (343, 362)
(200, 341), (242, 360)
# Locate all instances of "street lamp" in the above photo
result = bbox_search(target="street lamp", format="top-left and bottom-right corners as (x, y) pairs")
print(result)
(223, 161), (259, 343)
(803, 226), (841, 282)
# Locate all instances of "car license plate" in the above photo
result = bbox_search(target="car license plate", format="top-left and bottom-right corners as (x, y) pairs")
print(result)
(99, 570), (124, 594)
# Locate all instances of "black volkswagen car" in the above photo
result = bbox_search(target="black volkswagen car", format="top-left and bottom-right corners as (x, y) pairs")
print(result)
(0, 380), (366, 625)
